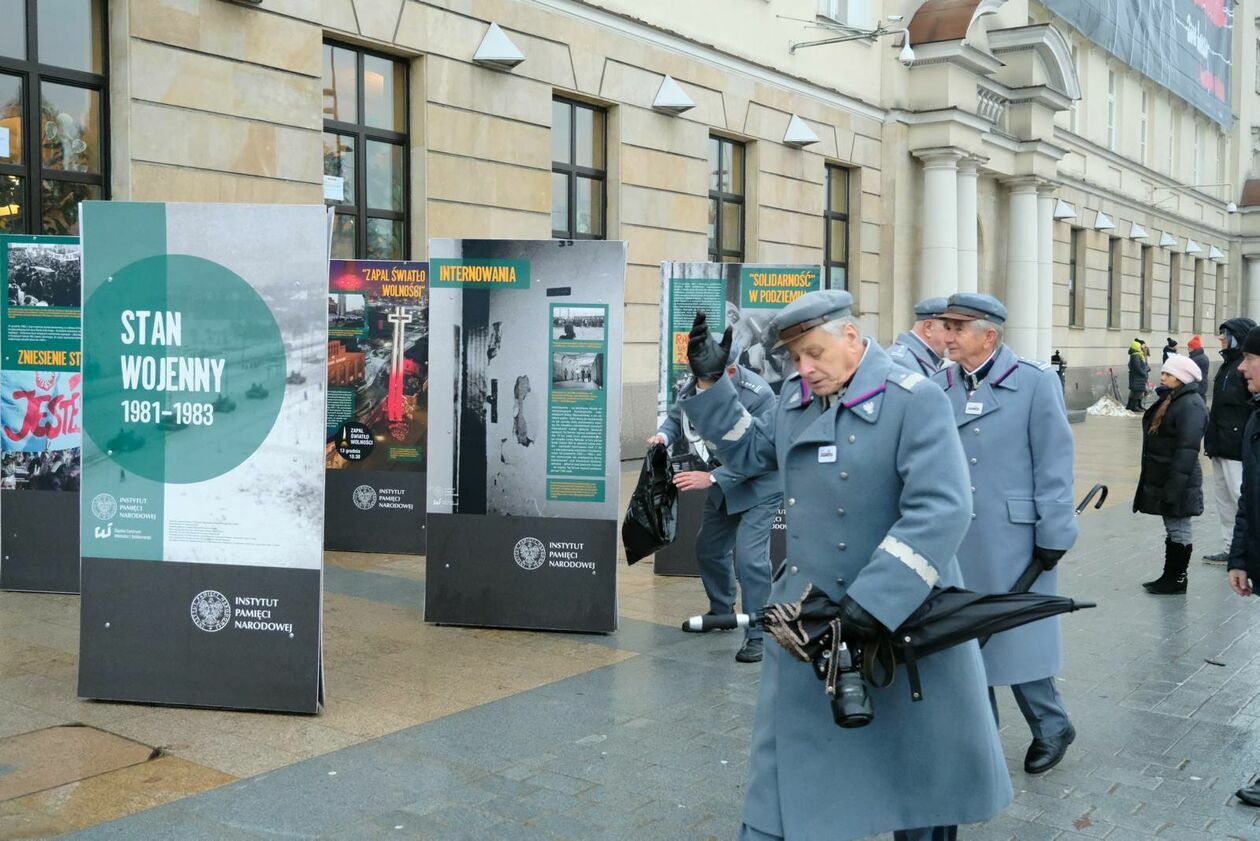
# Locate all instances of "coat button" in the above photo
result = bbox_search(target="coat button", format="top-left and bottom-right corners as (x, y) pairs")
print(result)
(840, 472), (849, 480)
(848, 434), (856, 443)
(838, 543), (847, 551)
(836, 577), (846, 585)
(973, 428), (980, 434)
(790, 565), (799, 574)
(837, 508), (845, 516)
(970, 513), (977, 519)
(971, 486), (976, 493)
(969, 458), (977, 465)
(788, 498), (796, 506)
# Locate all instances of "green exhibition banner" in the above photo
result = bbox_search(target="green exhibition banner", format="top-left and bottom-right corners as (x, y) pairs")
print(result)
(425, 240), (626, 632)
(77, 202), (329, 713)
(0, 234), (82, 593)
(324, 259), (429, 555)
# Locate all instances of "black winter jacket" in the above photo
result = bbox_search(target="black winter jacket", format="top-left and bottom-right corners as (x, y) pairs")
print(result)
(1128, 349), (1150, 391)
(1189, 348), (1210, 399)
(1206, 348), (1253, 460)
(1229, 398), (1260, 583)
(1134, 386), (1207, 519)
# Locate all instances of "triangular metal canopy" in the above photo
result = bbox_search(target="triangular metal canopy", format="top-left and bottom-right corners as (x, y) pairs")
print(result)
(473, 22), (525, 71)
(1185, 239), (1202, 254)
(783, 114), (819, 148)
(652, 75), (695, 115)
(1052, 199), (1076, 220)
(1209, 245), (1225, 262)
(1092, 211), (1114, 231)
(1158, 231), (1177, 248)
(1127, 222), (1148, 240)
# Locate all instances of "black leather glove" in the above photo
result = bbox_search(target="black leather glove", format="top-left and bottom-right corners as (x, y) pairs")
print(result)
(686, 310), (732, 381)
(1034, 546), (1066, 571)
(838, 596), (886, 642)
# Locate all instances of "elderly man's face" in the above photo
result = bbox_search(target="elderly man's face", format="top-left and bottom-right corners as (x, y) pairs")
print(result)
(942, 319), (997, 368)
(1239, 352), (1260, 394)
(786, 324), (864, 396)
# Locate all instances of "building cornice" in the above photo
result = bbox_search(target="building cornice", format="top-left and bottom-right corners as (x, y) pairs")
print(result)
(1055, 171), (1236, 241)
(522, 0), (887, 122)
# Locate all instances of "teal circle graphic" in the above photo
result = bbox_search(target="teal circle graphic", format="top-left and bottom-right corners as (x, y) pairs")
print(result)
(83, 254), (286, 484)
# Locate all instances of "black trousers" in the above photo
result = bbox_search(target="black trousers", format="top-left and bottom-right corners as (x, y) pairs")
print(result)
(894, 828), (958, 841)
(1126, 388), (1145, 411)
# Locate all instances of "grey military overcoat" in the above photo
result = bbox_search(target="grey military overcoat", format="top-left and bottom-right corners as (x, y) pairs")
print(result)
(934, 344), (1078, 686)
(682, 341), (1011, 840)
(659, 366), (781, 514)
(887, 331), (941, 378)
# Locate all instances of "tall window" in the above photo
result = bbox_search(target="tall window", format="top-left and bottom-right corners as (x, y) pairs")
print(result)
(1140, 245), (1153, 332)
(1068, 228), (1083, 327)
(1139, 90), (1149, 165)
(1193, 120), (1203, 183)
(322, 42), (408, 259)
(1169, 110), (1179, 176)
(708, 136), (745, 262)
(551, 97), (606, 240)
(1193, 259), (1205, 332)
(1069, 46), (1080, 134)
(1256, 39), (1260, 93)
(824, 165), (850, 290)
(1168, 252), (1181, 331)
(1106, 70), (1117, 151)
(1107, 236), (1121, 328)
(0, 0), (108, 235)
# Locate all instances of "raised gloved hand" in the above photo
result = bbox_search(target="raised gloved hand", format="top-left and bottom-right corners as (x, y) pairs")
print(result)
(1034, 546), (1066, 571)
(686, 311), (732, 381)
(838, 595), (886, 642)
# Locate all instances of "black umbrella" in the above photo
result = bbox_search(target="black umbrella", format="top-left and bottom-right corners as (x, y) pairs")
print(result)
(762, 583), (1095, 707)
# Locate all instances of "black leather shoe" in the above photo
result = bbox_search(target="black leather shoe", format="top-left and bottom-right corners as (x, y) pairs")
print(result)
(1236, 782), (1260, 807)
(1024, 724), (1076, 774)
(735, 638), (763, 663)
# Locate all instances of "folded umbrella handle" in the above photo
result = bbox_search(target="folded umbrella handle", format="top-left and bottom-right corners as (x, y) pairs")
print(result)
(1075, 483), (1107, 516)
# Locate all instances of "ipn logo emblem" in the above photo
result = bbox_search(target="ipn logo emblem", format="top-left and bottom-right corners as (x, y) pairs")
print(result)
(352, 485), (377, 510)
(91, 493), (118, 521)
(190, 590), (231, 632)
(513, 537), (546, 571)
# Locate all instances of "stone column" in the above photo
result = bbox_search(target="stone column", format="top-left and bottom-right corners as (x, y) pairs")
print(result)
(1036, 183), (1057, 362)
(956, 158), (980, 294)
(1248, 257), (1260, 322)
(916, 149), (962, 299)
(1003, 177), (1041, 358)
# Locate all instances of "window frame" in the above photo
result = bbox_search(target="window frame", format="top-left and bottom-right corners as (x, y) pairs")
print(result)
(1168, 252), (1181, 331)
(1193, 258), (1205, 333)
(1140, 244), (1153, 332)
(1107, 235), (1122, 328)
(0, 0), (111, 235)
(1106, 69), (1117, 151)
(823, 164), (851, 291)
(322, 40), (410, 260)
(708, 135), (745, 263)
(550, 96), (607, 241)
(1068, 227), (1084, 328)
(1139, 89), (1149, 165)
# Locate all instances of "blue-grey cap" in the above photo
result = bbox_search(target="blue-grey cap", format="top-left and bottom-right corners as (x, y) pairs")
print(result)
(769, 289), (854, 348)
(914, 296), (949, 319)
(939, 292), (1008, 325)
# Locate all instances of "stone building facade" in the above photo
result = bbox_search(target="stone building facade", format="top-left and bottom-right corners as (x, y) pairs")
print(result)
(0, 0), (1254, 445)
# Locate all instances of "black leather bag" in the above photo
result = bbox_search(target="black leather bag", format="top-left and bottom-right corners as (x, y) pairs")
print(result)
(622, 443), (678, 564)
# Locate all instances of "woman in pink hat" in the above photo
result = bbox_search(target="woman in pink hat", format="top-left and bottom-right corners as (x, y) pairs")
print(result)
(1133, 353), (1208, 594)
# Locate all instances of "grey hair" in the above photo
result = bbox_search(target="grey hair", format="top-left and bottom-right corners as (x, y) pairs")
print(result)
(819, 315), (862, 338)
(967, 318), (1004, 343)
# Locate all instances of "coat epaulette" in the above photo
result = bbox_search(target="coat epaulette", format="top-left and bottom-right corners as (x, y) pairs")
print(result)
(738, 379), (763, 395)
(1019, 358), (1051, 371)
(890, 370), (925, 391)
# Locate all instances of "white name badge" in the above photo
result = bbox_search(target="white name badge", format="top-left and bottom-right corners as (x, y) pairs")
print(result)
(965, 401), (983, 415)
(818, 445), (837, 463)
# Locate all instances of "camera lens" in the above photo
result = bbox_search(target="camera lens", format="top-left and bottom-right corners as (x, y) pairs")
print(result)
(831, 669), (874, 729)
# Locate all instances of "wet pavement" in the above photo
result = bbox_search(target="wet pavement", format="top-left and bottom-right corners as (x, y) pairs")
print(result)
(2, 414), (1260, 839)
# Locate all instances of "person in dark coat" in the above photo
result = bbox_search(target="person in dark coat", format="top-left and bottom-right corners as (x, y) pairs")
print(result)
(1135, 353), (1207, 594)
(1126, 339), (1150, 411)
(1163, 337), (1178, 362)
(1226, 326), (1260, 808)
(1203, 317), (1258, 563)
(1188, 335), (1210, 399)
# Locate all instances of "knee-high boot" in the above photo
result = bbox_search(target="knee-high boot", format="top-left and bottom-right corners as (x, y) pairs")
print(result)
(1144, 540), (1189, 594)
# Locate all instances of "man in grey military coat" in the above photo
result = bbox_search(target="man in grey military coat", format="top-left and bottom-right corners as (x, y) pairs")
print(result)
(650, 340), (781, 663)
(934, 292), (1079, 775)
(888, 296), (949, 377)
(681, 290), (1011, 841)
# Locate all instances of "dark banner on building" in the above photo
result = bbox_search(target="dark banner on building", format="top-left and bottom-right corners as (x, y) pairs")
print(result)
(325, 260), (428, 555)
(426, 239), (626, 633)
(78, 202), (328, 713)
(0, 235), (82, 593)
(1044, 0), (1232, 127)
(653, 263), (818, 576)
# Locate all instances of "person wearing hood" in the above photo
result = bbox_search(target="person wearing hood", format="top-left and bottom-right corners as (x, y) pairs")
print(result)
(1163, 337), (1179, 362)
(1225, 326), (1260, 808)
(1203, 317), (1259, 563)
(1134, 354), (1208, 594)
(1188, 335), (1209, 398)
(1127, 339), (1150, 411)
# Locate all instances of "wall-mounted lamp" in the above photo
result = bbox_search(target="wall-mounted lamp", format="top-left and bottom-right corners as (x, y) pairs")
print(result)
(1092, 211), (1114, 231)
(652, 75), (695, 115)
(1157, 231), (1177, 248)
(1185, 239), (1202, 254)
(1127, 222), (1148, 240)
(1209, 245), (1225, 262)
(1052, 199), (1076, 220)
(783, 114), (820, 148)
(473, 22), (525, 71)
